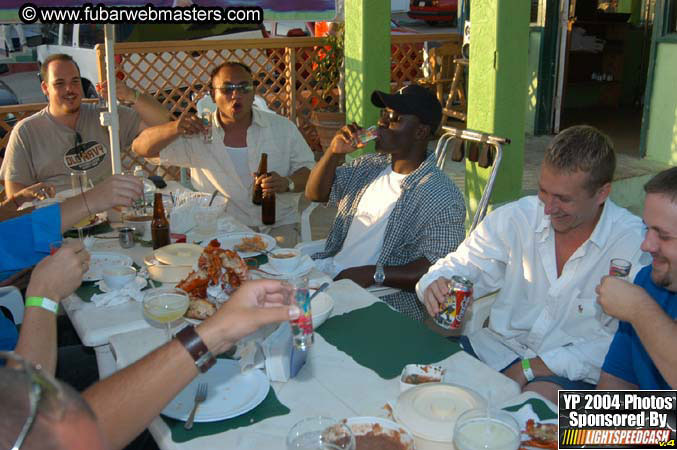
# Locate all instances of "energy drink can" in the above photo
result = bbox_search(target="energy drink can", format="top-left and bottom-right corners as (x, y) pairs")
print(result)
(434, 276), (473, 330)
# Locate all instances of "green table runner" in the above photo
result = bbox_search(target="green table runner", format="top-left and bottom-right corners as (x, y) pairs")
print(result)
(317, 302), (461, 379)
(161, 387), (289, 443)
(504, 398), (557, 420)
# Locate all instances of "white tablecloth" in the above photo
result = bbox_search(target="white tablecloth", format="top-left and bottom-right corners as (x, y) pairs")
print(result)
(109, 280), (526, 450)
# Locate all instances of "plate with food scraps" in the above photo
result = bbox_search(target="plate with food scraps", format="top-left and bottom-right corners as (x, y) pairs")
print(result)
(162, 359), (270, 422)
(83, 252), (134, 282)
(205, 232), (276, 258)
(70, 213), (107, 231)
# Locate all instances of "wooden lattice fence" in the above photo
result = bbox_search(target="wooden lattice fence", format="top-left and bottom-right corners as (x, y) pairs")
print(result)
(0, 33), (458, 181)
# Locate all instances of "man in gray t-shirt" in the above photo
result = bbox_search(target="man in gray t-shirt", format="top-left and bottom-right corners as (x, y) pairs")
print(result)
(1, 53), (170, 196)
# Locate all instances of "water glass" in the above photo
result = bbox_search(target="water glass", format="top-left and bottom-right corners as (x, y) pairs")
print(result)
(290, 277), (313, 350)
(453, 408), (521, 450)
(95, 82), (107, 110)
(287, 417), (355, 450)
(194, 208), (219, 236)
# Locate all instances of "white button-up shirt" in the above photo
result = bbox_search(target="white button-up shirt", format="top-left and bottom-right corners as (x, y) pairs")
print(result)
(149, 107), (315, 227)
(416, 196), (650, 384)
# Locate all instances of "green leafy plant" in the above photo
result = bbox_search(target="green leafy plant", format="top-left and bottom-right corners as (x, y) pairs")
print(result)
(313, 22), (345, 113)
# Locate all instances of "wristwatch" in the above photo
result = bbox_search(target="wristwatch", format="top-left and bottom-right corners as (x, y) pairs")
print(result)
(373, 264), (385, 286)
(286, 177), (295, 192)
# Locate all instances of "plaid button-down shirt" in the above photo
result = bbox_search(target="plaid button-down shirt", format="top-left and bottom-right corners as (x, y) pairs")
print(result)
(313, 151), (466, 321)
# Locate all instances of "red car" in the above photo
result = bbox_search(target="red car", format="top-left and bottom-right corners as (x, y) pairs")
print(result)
(408, 0), (458, 26)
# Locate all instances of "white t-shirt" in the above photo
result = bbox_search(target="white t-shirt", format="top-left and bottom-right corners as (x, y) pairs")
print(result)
(224, 146), (251, 190)
(319, 166), (406, 277)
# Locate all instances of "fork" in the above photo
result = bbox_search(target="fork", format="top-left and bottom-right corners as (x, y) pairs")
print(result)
(184, 382), (208, 430)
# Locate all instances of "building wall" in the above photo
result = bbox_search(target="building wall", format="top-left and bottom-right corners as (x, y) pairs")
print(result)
(645, 42), (677, 165)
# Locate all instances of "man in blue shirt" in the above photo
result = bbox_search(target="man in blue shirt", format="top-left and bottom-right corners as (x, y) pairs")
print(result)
(0, 173), (143, 282)
(597, 167), (677, 390)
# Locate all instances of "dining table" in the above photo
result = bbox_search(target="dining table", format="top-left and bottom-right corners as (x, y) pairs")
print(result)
(104, 278), (558, 450)
(58, 187), (558, 449)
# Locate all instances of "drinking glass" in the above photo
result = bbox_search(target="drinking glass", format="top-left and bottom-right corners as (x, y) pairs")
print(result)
(609, 258), (632, 279)
(202, 109), (213, 143)
(194, 208), (219, 236)
(71, 170), (91, 241)
(290, 276), (313, 350)
(95, 82), (107, 110)
(143, 287), (190, 341)
(287, 417), (355, 450)
(453, 408), (521, 450)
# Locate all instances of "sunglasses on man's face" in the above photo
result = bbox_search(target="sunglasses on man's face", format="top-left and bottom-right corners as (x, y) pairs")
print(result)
(1, 351), (66, 450)
(380, 109), (401, 123)
(212, 82), (254, 95)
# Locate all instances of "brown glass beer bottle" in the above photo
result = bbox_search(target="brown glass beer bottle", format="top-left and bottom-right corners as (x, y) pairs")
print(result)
(252, 153), (268, 205)
(262, 190), (275, 225)
(151, 192), (170, 249)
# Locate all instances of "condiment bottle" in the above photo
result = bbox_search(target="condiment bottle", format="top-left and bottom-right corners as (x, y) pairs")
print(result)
(151, 192), (170, 249)
(252, 153), (267, 205)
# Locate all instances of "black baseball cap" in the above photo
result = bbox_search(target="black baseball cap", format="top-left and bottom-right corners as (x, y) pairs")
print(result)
(371, 84), (442, 132)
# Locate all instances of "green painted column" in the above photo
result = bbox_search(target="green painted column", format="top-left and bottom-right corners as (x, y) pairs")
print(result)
(466, 0), (530, 215)
(344, 0), (391, 160)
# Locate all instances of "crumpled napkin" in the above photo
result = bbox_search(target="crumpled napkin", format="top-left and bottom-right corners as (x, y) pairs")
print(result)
(506, 402), (557, 426)
(90, 281), (145, 307)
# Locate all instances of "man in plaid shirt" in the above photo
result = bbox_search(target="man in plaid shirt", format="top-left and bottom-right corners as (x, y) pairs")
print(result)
(307, 85), (466, 321)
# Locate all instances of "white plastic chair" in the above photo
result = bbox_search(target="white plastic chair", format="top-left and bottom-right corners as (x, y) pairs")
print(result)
(0, 286), (24, 325)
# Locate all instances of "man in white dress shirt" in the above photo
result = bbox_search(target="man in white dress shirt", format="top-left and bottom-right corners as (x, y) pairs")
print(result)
(416, 125), (649, 402)
(132, 61), (315, 246)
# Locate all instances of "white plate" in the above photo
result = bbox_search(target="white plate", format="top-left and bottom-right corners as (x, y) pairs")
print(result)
(70, 213), (107, 231)
(162, 359), (270, 422)
(98, 276), (147, 293)
(206, 232), (277, 258)
(84, 252), (134, 282)
(256, 255), (314, 278)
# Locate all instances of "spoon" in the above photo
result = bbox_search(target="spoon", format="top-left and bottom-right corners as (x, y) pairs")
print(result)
(309, 282), (330, 301)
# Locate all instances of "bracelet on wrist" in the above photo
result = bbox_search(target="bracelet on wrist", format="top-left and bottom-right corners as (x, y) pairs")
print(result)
(25, 296), (59, 315)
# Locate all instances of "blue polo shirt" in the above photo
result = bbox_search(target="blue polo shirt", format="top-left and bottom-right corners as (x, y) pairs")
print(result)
(602, 266), (676, 389)
(0, 315), (18, 353)
(0, 204), (61, 282)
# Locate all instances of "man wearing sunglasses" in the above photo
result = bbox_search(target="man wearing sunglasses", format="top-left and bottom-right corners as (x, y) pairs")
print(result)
(306, 85), (466, 322)
(132, 61), (315, 246)
(1, 53), (170, 197)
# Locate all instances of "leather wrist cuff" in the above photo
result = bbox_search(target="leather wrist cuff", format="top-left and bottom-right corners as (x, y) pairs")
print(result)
(176, 326), (216, 373)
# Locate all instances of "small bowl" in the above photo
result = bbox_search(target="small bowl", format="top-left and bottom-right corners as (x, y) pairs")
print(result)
(311, 292), (334, 328)
(102, 265), (137, 290)
(267, 248), (302, 274)
(144, 255), (193, 283)
(344, 417), (416, 450)
(400, 364), (446, 393)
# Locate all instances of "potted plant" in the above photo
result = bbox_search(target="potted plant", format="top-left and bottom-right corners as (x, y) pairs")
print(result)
(310, 22), (345, 152)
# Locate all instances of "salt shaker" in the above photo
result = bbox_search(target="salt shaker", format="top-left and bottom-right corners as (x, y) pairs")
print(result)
(118, 227), (135, 248)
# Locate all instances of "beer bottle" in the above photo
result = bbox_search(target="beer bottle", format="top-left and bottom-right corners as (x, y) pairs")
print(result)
(151, 192), (170, 249)
(262, 190), (275, 225)
(252, 153), (268, 205)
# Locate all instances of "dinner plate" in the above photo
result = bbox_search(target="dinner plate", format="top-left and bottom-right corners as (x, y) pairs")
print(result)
(70, 213), (107, 231)
(83, 252), (134, 282)
(161, 359), (270, 422)
(206, 232), (277, 258)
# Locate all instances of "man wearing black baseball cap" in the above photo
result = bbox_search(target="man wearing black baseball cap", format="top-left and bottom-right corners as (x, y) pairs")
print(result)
(305, 85), (466, 321)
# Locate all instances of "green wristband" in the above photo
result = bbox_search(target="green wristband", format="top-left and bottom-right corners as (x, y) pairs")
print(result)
(25, 296), (59, 315)
(521, 358), (535, 382)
